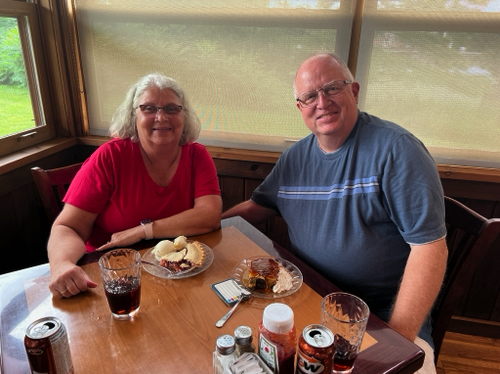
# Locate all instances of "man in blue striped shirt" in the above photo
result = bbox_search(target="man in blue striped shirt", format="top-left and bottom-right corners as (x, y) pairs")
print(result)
(222, 53), (447, 374)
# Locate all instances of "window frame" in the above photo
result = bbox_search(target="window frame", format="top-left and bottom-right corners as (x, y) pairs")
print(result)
(0, 1), (57, 158)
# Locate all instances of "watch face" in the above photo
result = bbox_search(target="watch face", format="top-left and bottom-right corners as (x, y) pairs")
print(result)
(141, 219), (152, 224)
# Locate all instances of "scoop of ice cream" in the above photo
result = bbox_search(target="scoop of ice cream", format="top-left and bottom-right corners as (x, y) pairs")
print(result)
(152, 240), (176, 261)
(173, 235), (188, 250)
(273, 266), (293, 293)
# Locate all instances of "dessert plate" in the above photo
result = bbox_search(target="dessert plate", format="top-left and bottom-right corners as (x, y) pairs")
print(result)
(142, 241), (214, 279)
(231, 256), (303, 299)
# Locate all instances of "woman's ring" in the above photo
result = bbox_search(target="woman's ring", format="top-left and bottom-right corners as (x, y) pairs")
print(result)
(61, 289), (68, 294)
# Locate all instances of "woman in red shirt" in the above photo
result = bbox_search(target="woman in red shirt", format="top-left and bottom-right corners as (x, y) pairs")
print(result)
(47, 74), (222, 299)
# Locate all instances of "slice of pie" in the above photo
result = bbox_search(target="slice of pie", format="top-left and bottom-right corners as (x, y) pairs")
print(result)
(184, 242), (205, 266)
(247, 257), (279, 292)
(156, 237), (205, 273)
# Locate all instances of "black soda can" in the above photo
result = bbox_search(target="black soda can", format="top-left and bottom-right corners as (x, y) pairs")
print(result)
(296, 324), (334, 374)
(24, 316), (74, 374)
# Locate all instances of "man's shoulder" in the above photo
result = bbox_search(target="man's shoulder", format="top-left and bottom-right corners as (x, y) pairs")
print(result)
(283, 133), (315, 154)
(359, 111), (411, 137)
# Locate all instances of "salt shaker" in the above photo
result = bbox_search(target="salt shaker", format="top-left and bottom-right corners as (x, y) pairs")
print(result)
(234, 325), (256, 357)
(213, 334), (237, 374)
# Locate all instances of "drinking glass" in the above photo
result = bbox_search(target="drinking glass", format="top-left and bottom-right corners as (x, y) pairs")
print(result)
(321, 292), (369, 374)
(98, 249), (141, 320)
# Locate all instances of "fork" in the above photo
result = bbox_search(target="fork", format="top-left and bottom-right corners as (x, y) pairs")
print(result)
(141, 260), (194, 276)
(215, 290), (251, 328)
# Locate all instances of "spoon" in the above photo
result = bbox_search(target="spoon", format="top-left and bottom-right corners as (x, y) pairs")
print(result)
(215, 290), (251, 328)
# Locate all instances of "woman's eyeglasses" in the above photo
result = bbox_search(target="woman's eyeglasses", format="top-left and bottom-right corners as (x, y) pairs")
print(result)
(138, 104), (183, 115)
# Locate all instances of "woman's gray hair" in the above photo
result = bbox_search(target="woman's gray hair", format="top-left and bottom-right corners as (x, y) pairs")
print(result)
(109, 73), (201, 144)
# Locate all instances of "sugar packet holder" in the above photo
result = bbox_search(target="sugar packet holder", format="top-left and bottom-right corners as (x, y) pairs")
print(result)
(211, 278), (247, 306)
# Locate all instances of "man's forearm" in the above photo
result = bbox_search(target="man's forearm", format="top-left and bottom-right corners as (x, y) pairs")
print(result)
(388, 238), (448, 341)
(222, 200), (276, 225)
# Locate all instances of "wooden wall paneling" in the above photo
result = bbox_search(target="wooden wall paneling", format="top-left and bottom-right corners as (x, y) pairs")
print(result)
(448, 198), (500, 321)
(463, 234), (500, 321)
(219, 175), (244, 212)
(0, 145), (93, 274)
(12, 183), (50, 267)
(213, 159), (275, 180)
(267, 216), (291, 251)
(243, 177), (268, 235)
(0, 193), (20, 274)
(492, 201), (500, 218)
(442, 180), (500, 202)
(462, 198), (498, 218)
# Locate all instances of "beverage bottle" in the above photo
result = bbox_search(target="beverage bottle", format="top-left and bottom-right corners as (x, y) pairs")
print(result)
(234, 325), (256, 357)
(213, 334), (238, 374)
(258, 303), (297, 374)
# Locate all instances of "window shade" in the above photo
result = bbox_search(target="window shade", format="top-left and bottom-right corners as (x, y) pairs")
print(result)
(356, 0), (500, 167)
(75, 0), (354, 152)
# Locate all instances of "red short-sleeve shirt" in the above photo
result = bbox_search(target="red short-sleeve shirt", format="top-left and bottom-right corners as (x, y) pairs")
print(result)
(64, 139), (220, 251)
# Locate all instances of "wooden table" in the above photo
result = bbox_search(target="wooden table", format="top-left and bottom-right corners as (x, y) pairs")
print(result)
(0, 217), (424, 373)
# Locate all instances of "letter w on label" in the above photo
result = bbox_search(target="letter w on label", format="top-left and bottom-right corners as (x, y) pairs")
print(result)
(297, 354), (325, 374)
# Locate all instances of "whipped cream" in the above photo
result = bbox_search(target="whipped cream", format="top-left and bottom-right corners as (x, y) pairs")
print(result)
(273, 266), (293, 293)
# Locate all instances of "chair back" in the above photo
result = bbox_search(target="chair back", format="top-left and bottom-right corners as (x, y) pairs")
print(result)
(432, 196), (500, 361)
(31, 163), (84, 222)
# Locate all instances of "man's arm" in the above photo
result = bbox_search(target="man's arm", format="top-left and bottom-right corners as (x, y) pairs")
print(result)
(388, 238), (448, 342)
(222, 200), (277, 226)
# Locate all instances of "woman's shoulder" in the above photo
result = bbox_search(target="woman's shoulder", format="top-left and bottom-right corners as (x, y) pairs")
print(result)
(183, 141), (210, 156)
(94, 138), (136, 156)
(85, 138), (137, 168)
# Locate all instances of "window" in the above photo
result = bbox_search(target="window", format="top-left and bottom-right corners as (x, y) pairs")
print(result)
(73, 0), (500, 167)
(356, 0), (500, 168)
(74, 0), (354, 152)
(0, 1), (56, 158)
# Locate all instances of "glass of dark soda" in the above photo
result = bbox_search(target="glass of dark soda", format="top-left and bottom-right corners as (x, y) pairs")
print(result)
(99, 249), (141, 320)
(320, 292), (370, 374)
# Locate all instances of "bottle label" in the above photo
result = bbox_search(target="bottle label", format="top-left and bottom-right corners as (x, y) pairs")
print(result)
(259, 334), (279, 373)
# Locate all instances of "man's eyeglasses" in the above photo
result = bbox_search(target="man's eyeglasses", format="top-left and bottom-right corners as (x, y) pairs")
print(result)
(138, 104), (183, 115)
(296, 79), (352, 108)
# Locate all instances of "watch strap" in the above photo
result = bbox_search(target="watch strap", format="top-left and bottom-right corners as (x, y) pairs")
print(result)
(141, 220), (154, 240)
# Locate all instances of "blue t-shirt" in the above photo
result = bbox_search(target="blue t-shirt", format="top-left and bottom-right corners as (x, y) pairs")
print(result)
(251, 111), (446, 345)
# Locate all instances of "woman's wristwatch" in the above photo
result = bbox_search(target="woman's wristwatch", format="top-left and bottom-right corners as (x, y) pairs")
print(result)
(140, 219), (154, 240)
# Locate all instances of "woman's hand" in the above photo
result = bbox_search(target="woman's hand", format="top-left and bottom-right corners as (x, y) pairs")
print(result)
(49, 261), (98, 299)
(48, 204), (99, 299)
(96, 225), (145, 251)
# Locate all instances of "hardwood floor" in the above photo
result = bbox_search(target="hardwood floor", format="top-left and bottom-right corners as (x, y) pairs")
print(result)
(436, 332), (500, 373)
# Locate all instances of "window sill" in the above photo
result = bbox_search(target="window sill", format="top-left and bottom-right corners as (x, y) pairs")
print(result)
(78, 136), (500, 183)
(0, 137), (79, 176)
(2, 136), (500, 184)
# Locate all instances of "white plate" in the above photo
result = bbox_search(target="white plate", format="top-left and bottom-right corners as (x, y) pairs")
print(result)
(231, 256), (303, 299)
(142, 241), (214, 279)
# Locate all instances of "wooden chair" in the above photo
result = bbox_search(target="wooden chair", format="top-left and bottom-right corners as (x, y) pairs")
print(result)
(431, 196), (500, 362)
(31, 163), (84, 222)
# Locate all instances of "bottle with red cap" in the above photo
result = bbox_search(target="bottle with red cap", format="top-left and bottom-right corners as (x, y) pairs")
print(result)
(258, 303), (297, 373)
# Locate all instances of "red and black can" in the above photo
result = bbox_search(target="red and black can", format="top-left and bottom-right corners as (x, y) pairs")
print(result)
(24, 317), (74, 374)
(296, 324), (334, 374)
